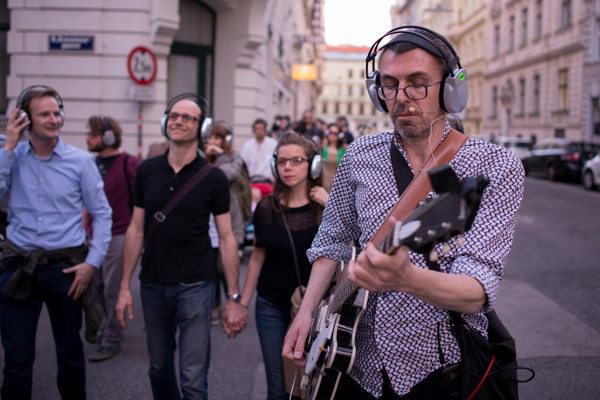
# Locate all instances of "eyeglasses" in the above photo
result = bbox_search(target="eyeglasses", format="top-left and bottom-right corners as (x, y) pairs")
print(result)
(375, 81), (442, 101)
(167, 112), (200, 123)
(275, 157), (309, 167)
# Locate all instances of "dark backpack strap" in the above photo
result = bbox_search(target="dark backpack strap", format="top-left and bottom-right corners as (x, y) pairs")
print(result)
(143, 163), (214, 249)
(122, 154), (134, 213)
(390, 140), (414, 196)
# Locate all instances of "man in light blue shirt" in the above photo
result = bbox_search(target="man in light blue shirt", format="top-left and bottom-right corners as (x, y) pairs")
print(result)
(0, 85), (112, 400)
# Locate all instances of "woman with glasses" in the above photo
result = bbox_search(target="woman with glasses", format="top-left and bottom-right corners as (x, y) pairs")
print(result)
(239, 133), (329, 400)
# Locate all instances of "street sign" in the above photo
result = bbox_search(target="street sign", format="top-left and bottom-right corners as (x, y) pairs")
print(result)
(127, 46), (157, 85)
(48, 35), (94, 51)
(127, 84), (155, 102)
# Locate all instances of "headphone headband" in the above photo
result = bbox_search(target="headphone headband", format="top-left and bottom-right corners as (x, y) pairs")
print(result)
(98, 115), (116, 147)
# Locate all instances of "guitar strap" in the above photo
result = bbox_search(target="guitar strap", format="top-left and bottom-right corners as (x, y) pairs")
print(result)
(370, 129), (468, 248)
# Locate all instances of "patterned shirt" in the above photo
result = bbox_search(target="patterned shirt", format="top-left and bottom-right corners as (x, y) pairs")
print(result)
(307, 121), (525, 397)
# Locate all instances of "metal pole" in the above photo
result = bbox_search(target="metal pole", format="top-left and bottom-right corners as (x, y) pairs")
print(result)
(137, 102), (142, 159)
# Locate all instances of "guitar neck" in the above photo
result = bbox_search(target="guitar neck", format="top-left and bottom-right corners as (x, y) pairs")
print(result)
(329, 224), (402, 315)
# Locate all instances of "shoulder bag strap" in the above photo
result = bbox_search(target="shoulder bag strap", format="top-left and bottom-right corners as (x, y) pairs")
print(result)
(369, 129), (467, 247)
(143, 163), (214, 249)
(276, 198), (303, 287)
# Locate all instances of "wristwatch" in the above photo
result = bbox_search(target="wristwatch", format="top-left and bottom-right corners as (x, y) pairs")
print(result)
(227, 293), (241, 303)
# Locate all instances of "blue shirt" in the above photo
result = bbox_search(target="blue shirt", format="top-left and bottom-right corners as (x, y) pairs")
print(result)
(0, 139), (112, 267)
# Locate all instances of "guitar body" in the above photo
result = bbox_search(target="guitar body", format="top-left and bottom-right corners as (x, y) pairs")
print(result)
(304, 280), (369, 400)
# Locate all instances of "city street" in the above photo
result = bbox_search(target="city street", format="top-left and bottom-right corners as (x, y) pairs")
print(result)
(1, 176), (599, 399)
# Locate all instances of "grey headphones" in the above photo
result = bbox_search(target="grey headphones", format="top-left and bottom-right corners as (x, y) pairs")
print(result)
(99, 116), (116, 147)
(365, 25), (469, 114)
(16, 85), (65, 134)
(270, 134), (322, 181)
(160, 93), (213, 141)
(215, 120), (233, 147)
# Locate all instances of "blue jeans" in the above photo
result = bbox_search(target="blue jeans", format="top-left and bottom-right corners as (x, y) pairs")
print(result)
(0, 260), (85, 400)
(255, 295), (292, 400)
(140, 281), (215, 400)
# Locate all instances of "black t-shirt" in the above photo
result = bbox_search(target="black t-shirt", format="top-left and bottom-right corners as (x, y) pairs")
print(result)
(254, 196), (318, 308)
(96, 154), (120, 178)
(134, 153), (230, 283)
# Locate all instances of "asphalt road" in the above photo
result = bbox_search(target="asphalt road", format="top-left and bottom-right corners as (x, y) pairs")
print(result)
(1, 176), (599, 399)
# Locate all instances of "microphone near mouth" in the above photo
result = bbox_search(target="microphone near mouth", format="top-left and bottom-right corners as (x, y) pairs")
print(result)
(408, 107), (418, 113)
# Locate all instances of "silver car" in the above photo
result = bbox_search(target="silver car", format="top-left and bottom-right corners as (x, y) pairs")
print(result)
(582, 151), (600, 190)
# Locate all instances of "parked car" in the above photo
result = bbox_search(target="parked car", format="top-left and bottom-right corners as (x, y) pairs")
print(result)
(582, 151), (600, 190)
(494, 136), (532, 160)
(522, 138), (600, 181)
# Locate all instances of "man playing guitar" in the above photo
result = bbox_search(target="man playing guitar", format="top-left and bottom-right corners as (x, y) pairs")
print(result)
(282, 26), (525, 399)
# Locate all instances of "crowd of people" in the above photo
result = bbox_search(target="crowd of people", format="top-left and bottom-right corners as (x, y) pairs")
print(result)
(0, 24), (525, 400)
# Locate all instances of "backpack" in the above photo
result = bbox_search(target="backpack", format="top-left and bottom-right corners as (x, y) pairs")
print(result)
(232, 161), (253, 220)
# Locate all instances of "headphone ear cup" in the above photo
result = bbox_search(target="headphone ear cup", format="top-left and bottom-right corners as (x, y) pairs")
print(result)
(160, 114), (168, 138)
(200, 117), (213, 141)
(366, 71), (388, 113)
(310, 154), (322, 180)
(59, 109), (65, 127)
(270, 156), (280, 180)
(225, 134), (233, 148)
(103, 129), (116, 146)
(442, 68), (469, 113)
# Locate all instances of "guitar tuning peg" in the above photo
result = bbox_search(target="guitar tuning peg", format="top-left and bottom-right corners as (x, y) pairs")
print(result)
(429, 249), (438, 262)
(442, 243), (450, 254)
(457, 235), (465, 247)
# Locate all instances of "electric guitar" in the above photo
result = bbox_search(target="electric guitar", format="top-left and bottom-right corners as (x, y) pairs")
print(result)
(302, 165), (489, 400)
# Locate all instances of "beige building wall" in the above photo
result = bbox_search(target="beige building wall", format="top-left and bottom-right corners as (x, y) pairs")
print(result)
(317, 46), (392, 137)
(484, 0), (588, 143)
(4, 0), (323, 156)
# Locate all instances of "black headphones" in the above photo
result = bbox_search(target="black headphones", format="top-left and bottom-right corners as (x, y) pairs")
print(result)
(16, 85), (65, 134)
(160, 93), (213, 141)
(99, 116), (116, 146)
(270, 134), (322, 181)
(365, 25), (469, 114)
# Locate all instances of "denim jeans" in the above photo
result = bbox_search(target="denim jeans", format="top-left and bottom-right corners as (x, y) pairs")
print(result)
(255, 295), (292, 400)
(140, 280), (215, 400)
(0, 260), (85, 400)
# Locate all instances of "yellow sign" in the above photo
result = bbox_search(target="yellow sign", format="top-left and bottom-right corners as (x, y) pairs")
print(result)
(291, 64), (317, 81)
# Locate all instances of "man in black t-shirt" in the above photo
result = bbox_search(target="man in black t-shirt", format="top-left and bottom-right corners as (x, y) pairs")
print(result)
(116, 94), (246, 400)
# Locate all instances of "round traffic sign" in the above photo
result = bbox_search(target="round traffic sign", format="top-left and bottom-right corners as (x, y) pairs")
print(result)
(127, 46), (157, 85)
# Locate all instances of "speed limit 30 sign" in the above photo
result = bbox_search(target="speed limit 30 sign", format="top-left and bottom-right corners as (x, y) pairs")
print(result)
(127, 46), (157, 85)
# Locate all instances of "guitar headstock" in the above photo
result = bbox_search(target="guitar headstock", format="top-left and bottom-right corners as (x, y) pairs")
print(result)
(379, 165), (489, 256)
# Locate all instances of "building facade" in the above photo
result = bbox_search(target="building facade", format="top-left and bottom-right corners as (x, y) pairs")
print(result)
(2, 0), (323, 156)
(391, 0), (600, 144)
(316, 45), (392, 137)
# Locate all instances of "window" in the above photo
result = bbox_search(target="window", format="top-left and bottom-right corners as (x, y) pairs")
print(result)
(348, 85), (352, 96)
(558, 69), (569, 111)
(561, 0), (571, 29)
(322, 101), (328, 114)
(347, 103), (352, 115)
(533, 74), (540, 113)
(555, 128), (565, 138)
(359, 103), (364, 115)
(348, 69), (353, 79)
(492, 86), (498, 118)
(594, 18), (600, 60)
(494, 24), (500, 58)
(509, 15), (515, 52)
(169, 0), (215, 101)
(360, 86), (365, 97)
(334, 102), (340, 114)
(519, 78), (526, 115)
(521, 8), (528, 46)
(535, 0), (543, 39)
(592, 98), (600, 135)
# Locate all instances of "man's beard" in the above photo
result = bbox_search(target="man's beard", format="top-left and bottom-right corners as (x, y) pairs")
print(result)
(392, 103), (445, 140)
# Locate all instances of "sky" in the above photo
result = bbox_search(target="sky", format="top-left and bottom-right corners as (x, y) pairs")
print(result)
(323, 0), (397, 47)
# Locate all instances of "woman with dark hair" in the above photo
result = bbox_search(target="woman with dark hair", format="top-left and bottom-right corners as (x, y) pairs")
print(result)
(239, 132), (328, 400)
